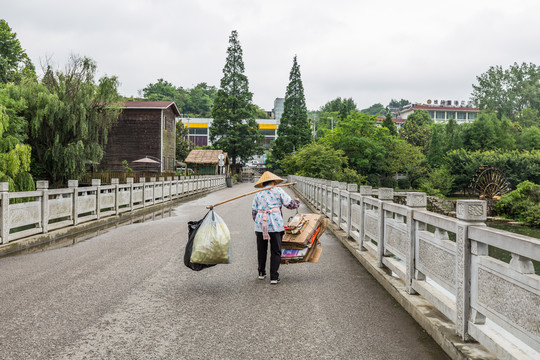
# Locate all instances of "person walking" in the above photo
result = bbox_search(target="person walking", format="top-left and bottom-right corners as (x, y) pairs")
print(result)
(252, 171), (300, 284)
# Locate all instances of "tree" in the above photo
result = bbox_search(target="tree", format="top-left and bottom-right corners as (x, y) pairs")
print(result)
(444, 117), (463, 153)
(322, 112), (389, 176)
(320, 97), (357, 120)
(272, 55), (311, 164)
(0, 96), (33, 192)
(176, 121), (193, 161)
(516, 108), (540, 128)
(281, 142), (364, 183)
(388, 99), (411, 109)
(361, 103), (385, 116)
(184, 82), (217, 117)
(399, 110), (433, 154)
(141, 78), (187, 113)
(427, 124), (445, 168)
(14, 55), (122, 186)
(0, 20), (35, 84)
(209, 30), (263, 169)
(461, 112), (516, 151)
(382, 137), (426, 185)
(472, 62), (540, 119)
(518, 126), (540, 151)
(381, 109), (397, 136)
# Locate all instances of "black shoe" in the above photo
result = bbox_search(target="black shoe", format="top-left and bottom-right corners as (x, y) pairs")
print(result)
(270, 278), (280, 285)
(258, 272), (266, 280)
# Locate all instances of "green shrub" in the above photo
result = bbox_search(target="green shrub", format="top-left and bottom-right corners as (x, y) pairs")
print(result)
(397, 178), (411, 189)
(381, 176), (398, 188)
(495, 181), (540, 227)
(367, 174), (380, 187)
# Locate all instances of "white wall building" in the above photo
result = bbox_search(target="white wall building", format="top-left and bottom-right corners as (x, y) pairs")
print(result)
(397, 100), (481, 123)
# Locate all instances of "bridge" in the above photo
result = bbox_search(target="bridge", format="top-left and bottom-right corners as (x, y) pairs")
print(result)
(0, 176), (538, 359)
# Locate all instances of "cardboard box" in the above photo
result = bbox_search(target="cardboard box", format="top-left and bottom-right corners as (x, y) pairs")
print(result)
(281, 214), (327, 264)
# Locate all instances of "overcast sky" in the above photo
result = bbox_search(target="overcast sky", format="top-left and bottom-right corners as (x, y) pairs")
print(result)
(3, 0), (540, 111)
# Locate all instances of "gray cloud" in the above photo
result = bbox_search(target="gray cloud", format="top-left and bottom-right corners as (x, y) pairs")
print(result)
(2, 0), (539, 111)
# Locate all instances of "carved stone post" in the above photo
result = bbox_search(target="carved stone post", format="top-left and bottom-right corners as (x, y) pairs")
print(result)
(126, 177), (134, 211)
(377, 188), (394, 267)
(111, 178), (120, 215)
(140, 178), (146, 208)
(346, 184), (358, 237)
(150, 177), (156, 205)
(0, 182), (9, 244)
(36, 181), (49, 233)
(330, 181), (339, 224)
(406, 192), (427, 294)
(68, 180), (79, 226)
(173, 176), (179, 199)
(359, 185), (372, 251)
(455, 200), (487, 340)
(338, 182), (347, 229)
(92, 179), (101, 220)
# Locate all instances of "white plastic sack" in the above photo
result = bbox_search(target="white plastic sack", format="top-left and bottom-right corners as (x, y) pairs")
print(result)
(190, 209), (231, 264)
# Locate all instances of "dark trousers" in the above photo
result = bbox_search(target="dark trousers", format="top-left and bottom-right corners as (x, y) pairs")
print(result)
(255, 231), (283, 281)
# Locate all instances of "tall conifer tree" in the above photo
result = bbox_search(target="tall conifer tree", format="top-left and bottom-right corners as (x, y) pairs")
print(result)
(272, 56), (311, 163)
(210, 30), (263, 169)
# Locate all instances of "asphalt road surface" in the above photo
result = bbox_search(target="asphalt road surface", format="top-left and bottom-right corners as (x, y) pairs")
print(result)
(0, 182), (448, 359)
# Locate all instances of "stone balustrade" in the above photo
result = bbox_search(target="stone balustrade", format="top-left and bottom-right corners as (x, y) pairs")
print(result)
(0, 175), (226, 245)
(290, 175), (540, 360)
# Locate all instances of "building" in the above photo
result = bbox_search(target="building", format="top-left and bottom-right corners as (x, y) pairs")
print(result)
(184, 149), (230, 175)
(102, 101), (180, 173)
(396, 100), (480, 123)
(180, 117), (278, 151)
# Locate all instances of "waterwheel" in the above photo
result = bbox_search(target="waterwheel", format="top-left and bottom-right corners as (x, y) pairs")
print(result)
(469, 166), (511, 199)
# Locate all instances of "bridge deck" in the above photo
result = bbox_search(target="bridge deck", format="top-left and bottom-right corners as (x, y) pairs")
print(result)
(0, 183), (448, 359)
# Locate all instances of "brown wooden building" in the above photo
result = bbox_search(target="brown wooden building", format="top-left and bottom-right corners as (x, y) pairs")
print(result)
(101, 101), (180, 173)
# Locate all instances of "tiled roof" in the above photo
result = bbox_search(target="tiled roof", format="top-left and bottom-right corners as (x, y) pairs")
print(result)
(185, 150), (229, 164)
(124, 101), (180, 116)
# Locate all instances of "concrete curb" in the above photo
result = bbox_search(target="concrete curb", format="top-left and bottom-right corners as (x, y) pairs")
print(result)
(0, 187), (224, 258)
(294, 189), (497, 360)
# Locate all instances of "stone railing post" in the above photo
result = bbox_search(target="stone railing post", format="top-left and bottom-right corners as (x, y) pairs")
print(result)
(337, 182), (347, 228)
(0, 182), (10, 244)
(126, 177), (134, 211)
(92, 179), (101, 220)
(150, 177), (156, 205)
(455, 200), (487, 340)
(68, 180), (79, 226)
(406, 192), (427, 294)
(158, 177), (165, 202)
(111, 178), (120, 215)
(346, 184), (358, 237)
(330, 181), (339, 224)
(173, 176), (179, 199)
(36, 180), (49, 234)
(377, 188), (394, 267)
(358, 185), (372, 251)
(140, 178), (146, 208)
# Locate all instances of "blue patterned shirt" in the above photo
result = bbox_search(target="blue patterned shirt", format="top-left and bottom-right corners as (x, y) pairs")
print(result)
(252, 186), (300, 233)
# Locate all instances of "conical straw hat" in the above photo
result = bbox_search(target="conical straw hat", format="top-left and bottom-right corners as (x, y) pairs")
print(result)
(254, 171), (284, 188)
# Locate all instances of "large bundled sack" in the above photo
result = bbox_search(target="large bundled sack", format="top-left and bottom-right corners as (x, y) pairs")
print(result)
(281, 213), (327, 264)
(184, 209), (231, 271)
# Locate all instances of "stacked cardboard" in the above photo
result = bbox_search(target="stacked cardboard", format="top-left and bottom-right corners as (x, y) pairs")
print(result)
(280, 213), (327, 264)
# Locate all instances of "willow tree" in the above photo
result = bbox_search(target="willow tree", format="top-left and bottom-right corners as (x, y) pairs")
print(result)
(271, 56), (311, 165)
(0, 98), (33, 191)
(14, 56), (122, 186)
(210, 30), (263, 170)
